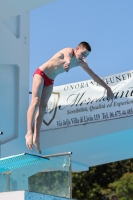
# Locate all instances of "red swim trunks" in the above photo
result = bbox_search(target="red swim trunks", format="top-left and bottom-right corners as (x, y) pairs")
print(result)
(33, 68), (54, 86)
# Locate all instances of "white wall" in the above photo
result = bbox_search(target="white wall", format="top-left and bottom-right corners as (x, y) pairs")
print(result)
(0, 13), (30, 149)
(0, 0), (56, 22)
(0, 191), (72, 200)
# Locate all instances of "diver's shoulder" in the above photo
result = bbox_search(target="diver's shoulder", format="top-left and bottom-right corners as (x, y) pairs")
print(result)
(60, 47), (74, 54)
(52, 47), (73, 57)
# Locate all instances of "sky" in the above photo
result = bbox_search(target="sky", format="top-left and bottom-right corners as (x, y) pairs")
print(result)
(30, 0), (133, 90)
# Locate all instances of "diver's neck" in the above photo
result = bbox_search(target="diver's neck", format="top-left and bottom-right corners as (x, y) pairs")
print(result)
(72, 49), (78, 61)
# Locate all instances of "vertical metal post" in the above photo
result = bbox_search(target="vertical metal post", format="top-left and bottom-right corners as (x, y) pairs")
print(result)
(0, 140), (1, 158)
(69, 154), (72, 198)
(6, 172), (11, 191)
(0, 132), (3, 158)
(2, 171), (12, 192)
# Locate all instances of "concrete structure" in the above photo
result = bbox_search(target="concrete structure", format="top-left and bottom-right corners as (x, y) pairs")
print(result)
(0, 191), (74, 200)
(0, 0), (133, 172)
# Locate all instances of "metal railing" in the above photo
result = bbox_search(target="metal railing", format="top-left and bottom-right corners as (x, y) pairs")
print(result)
(0, 132), (3, 158)
(44, 152), (72, 198)
(0, 151), (73, 198)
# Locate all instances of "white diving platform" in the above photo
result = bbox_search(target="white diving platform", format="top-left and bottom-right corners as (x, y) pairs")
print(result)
(0, 153), (75, 200)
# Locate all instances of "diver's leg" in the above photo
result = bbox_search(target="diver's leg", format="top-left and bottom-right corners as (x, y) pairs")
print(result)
(25, 74), (44, 150)
(33, 84), (53, 153)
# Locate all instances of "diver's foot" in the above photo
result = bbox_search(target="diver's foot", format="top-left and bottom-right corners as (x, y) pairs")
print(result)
(25, 132), (33, 150)
(33, 137), (41, 154)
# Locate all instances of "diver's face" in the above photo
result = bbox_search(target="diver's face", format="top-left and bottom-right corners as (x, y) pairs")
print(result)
(75, 46), (90, 60)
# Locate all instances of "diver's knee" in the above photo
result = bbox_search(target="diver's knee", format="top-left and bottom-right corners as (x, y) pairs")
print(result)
(39, 101), (47, 111)
(30, 97), (40, 108)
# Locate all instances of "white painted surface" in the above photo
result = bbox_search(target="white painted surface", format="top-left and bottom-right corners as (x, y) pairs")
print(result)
(0, 191), (73, 200)
(0, 0), (56, 22)
(0, 65), (19, 143)
(0, 191), (24, 200)
(0, 13), (30, 145)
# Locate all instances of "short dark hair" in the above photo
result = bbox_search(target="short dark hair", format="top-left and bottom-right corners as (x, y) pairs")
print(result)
(78, 41), (91, 52)
(111, 195), (118, 200)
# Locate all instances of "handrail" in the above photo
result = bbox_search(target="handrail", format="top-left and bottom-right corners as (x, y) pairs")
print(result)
(0, 132), (3, 158)
(43, 152), (72, 158)
(43, 151), (72, 198)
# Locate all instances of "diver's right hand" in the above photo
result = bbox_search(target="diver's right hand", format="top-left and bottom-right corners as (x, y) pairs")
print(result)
(107, 87), (114, 101)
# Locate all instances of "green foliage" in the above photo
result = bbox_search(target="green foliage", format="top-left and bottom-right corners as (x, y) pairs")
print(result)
(109, 172), (133, 200)
(72, 158), (133, 200)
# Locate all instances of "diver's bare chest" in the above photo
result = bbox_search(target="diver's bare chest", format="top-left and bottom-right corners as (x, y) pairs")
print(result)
(69, 59), (79, 69)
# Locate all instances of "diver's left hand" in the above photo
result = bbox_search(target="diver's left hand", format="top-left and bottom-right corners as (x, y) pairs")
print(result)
(63, 62), (70, 72)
